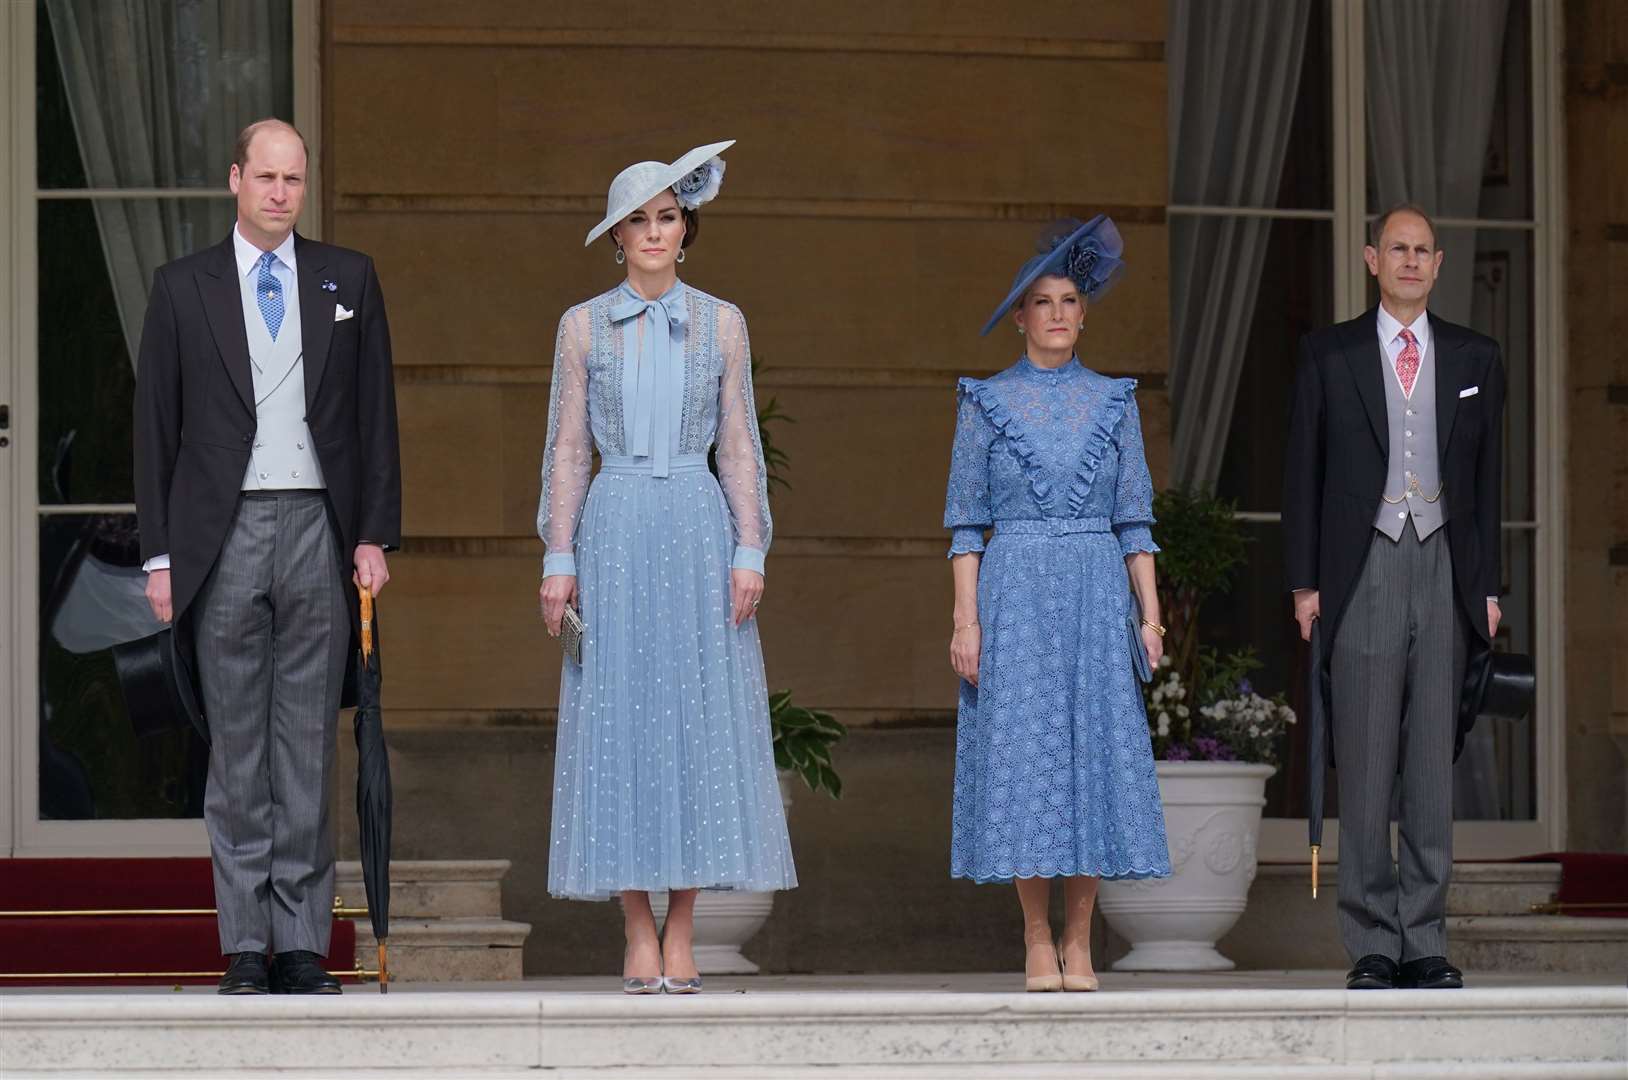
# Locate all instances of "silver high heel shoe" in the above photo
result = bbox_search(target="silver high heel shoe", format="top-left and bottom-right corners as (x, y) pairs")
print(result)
(622, 976), (663, 995)
(661, 975), (703, 995)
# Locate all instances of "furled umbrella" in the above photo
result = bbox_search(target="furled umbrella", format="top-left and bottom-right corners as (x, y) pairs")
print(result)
(354, 584), (393, 992)
(1306, 618), (1329, 899)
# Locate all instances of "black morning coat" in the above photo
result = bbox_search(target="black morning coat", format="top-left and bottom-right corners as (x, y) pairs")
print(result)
(132, 232), (402, 724)
(1282, 306), (1505, 665)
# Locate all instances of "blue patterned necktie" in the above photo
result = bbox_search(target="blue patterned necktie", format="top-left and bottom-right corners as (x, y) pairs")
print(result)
(256, 251), (284, 340)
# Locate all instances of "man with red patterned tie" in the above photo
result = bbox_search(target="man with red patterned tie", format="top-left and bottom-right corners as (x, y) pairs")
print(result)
(1282, 204), (1506, 991)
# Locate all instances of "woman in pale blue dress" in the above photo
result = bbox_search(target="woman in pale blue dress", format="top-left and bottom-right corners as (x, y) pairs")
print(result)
(537, 141), (795, 994)
(944, 217), (1171, 992)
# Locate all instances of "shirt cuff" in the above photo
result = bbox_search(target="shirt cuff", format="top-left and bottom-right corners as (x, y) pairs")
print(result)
(1488, 596), (1500, 605)
(142, 554), (172, 572)
(541, 551), (577, 577)
(947, 526), (987, 558)
(731, 546), (766, 575)
(1113, 523), (1160, 556)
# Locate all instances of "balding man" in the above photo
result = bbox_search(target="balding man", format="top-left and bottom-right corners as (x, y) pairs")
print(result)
(1283, 204), (1505, 992)
(134, 119), (401, 994)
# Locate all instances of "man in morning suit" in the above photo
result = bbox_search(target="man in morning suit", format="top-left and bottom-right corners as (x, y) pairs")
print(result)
(134, 119), (401, 995)
(1283, 204), (1505, 991)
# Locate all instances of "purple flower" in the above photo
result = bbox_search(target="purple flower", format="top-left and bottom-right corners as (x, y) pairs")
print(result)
(321, 279), (337, 293)
(1163, 743), (1193, 762)
(1192, 737), (1236, 762)
(1238, 678), (1255, 696)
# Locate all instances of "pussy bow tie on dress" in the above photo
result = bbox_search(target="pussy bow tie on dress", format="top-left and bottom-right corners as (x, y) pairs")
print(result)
(610, 284), (689, 478)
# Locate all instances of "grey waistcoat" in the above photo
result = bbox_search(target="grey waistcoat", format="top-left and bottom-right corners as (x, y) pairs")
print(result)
(238, 266), (325, 491)
(1372, 332), (1446, 541)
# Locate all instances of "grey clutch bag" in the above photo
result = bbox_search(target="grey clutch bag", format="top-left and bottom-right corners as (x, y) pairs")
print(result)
(1128, 592), (1154, 684)
(559, 605), (584, 665)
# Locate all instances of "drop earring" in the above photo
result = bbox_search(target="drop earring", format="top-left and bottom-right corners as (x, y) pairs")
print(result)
(676, 248), (686, 264)
(614, 246), (626, 265)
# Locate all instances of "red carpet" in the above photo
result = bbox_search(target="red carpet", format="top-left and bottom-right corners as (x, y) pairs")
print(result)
(1514, 852), (1628, 917)
(0, 858), (356, 986)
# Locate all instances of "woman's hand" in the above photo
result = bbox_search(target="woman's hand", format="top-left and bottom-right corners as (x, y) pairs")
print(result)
(950, 624), (981, 686)
(539, 574), (578, 636)
(1141, 624), (1164, 670)
(730, 569), (764, 627)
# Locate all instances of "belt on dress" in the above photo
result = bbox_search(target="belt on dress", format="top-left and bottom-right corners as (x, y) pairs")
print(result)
(598, 453), (710, 477)
(993, 517), (1113, 536)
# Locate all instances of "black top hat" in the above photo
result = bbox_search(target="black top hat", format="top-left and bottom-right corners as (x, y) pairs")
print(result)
(1457, 646), (1535, 760)
(111, 629), (207, 743)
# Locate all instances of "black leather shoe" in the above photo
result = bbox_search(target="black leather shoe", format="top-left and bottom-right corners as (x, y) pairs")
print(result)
(1399, 955), (1464, 989)
(1345, 953), (1400, 989)
(271, 951), (342, 994)
(218, 952), (270, 995)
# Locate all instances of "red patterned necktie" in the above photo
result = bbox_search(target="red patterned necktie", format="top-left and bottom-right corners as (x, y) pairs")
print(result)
(1395, 328), (1420, 397)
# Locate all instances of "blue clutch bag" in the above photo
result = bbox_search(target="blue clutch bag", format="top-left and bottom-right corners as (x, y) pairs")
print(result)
(1128, 592), (1154, 684)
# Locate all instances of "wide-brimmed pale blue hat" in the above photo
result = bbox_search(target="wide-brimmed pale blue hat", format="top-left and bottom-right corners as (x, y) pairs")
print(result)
(979, 215), (1125, 335)
(584, 139), (735, 246)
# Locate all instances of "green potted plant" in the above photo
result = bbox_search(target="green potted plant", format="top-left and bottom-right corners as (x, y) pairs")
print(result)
(1098, 488), (1295, 972)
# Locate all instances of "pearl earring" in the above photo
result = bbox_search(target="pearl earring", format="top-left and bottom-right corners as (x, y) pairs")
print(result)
(676, 248), (686, 264)
(614, 247), (626, 265)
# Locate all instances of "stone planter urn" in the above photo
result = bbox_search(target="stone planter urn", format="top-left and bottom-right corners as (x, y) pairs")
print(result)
(645, 774), (795, 974)
(1098, 760), (1275, 971)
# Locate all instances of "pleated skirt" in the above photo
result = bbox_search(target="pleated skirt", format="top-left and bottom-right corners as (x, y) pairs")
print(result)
(950, 527), (1172, 884)
(547, 466), (797, 900)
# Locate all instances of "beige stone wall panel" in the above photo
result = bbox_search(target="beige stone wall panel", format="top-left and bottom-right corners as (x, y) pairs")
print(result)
(330, 47), (1165, 207)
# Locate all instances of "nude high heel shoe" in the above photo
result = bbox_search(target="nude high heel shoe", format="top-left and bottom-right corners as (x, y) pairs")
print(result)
(1025, 940), (1063, 992)
(1059, 942), (1100, 992)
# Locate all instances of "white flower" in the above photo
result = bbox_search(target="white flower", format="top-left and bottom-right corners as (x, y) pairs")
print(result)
(1176, 705), (1190, 718)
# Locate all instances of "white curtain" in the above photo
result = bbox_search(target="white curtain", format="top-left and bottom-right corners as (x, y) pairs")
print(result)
(45, 0), (292, 368)
(1366, 0), (1511, 819)
(1365, 0), (1510, 324)
(1167, 0), (1313, 492)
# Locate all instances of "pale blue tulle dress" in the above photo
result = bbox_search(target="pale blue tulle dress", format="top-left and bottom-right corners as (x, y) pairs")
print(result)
(538, 279), (796, 900)
(944, 356), (1172, 883)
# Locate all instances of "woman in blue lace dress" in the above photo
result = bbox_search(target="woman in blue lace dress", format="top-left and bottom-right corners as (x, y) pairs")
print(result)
(536, 141), (796, 994)
(944, 217), (1172, 992)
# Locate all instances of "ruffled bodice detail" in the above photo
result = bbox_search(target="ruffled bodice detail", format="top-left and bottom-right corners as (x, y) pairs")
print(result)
(943, 357), (1159, 557)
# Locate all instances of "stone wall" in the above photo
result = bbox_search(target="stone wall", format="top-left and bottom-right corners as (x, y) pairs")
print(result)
(1562, 0), (1628, 851)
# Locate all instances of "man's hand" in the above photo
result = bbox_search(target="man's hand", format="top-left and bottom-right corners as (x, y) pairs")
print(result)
(145, 569), (174, 623)
(1293, 588), (1320, 642)
(354, 543), (390, 597)
(1488, 598), (1501, 639)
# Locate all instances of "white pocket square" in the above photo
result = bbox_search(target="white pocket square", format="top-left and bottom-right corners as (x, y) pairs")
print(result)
(335, 304), (355, 322)
(1458, 386), (1479, 399)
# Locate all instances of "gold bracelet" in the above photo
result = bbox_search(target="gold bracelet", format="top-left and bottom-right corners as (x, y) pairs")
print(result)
(952, 621), (979, 634)
(1141, 619), (1167, 638)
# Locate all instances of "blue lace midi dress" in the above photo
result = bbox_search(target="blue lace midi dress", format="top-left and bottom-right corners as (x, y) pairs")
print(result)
(538, 280), (796, 900)
(944, 356), (1172, 883)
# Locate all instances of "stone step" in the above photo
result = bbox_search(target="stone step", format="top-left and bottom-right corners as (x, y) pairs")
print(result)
(351, 917), (531, 983)
(3, 983), (1622, 1077)
(333, 859), (511, 919)
(1451, 915), (1628, 974)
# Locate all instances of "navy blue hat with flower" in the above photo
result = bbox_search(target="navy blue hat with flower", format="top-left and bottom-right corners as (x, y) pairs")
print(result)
(979, 214), (1125, 336)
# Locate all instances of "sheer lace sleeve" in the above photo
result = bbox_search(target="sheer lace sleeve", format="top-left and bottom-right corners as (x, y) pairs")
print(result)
(715, 303), (772, 574)
(537, 305), (594, 576)
(1112, 389), (1160, 555)
(944, 382), (995, 557)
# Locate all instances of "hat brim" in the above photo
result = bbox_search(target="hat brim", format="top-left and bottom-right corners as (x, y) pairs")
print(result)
(584, 139), (736, 247)
(979, 214), (1120, 336)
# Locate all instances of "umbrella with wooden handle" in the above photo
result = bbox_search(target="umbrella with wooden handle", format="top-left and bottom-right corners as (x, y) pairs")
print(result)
(355, 584), (393, 992)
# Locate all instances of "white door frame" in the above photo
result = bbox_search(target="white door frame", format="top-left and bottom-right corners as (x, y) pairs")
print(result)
(3, 0), (322, 856)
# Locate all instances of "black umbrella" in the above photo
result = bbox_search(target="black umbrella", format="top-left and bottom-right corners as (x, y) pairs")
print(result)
(1306, 618), (1330, 899)
(355, 584), (393, 992)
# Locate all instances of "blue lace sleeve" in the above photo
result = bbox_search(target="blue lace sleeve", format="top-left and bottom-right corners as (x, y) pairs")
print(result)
(944, 382), (995, 557)
(1112, 390), (1160, 555)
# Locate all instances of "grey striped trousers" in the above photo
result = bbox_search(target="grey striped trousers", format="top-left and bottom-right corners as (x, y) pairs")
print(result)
(195, 492), (349, 955)
(1332, 520), (1466, 964)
